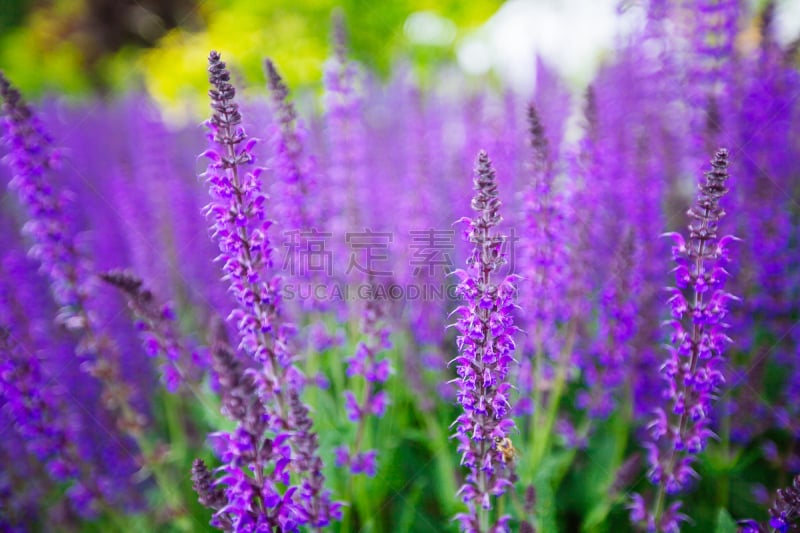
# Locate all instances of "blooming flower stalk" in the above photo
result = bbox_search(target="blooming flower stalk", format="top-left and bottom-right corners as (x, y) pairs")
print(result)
(0, 325), (101, 517)
(631, 148), (737, 532)
(323, 11), (367, 234)
(197, 51), (338, 531)
(518, 103), (578, 479)
(685, 0), (740, 159)
(579, 228), (640, 419)
(451, 150), (518, 533)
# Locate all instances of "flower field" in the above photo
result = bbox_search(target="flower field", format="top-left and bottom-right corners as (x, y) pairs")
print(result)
(1, 2), (800, 532)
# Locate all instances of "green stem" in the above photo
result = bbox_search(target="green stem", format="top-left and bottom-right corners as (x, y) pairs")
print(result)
(529, 323), (576, 475)
(718, 399), (731, 509)
(134, 433), (193, 532)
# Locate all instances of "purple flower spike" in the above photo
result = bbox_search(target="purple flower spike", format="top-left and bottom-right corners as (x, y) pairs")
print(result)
(0, 323), (108, 519)
(631, 149), (737, 531)
(451, 150), (518, 533)
(100, 269), (195, 393)
(197, 51), (339, 531)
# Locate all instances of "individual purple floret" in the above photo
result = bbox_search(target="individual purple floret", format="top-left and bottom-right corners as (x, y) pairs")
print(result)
(631, 149), (737, 531)
(197, 50), (339, 531)
(450, 150), (518, 533)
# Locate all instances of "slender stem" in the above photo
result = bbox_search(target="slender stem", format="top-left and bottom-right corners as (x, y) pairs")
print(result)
(718, 399), (731, 509)
(529, 322), (576, 474)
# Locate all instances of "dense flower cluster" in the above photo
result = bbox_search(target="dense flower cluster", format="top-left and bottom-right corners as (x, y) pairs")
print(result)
(0, 326), (100, 517)
(579, 230), (640, 419)
(451, 150), (518, 533)
(0, 72), (82, 319)
(264, 58), (316, 235)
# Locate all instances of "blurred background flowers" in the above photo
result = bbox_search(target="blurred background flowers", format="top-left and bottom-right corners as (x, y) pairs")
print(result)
(4, 0), (797, 108)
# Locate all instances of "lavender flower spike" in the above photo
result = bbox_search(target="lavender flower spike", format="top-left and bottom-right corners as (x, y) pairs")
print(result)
(631, 149), (738, 532)
(451, 150), (518, 533)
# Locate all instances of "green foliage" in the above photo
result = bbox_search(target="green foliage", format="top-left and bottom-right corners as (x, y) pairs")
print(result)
(714, 508), (738, 533)
(0, 0), (501, 101)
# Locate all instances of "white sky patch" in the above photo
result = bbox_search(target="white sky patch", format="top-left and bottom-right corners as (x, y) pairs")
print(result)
(457, 36), (493, 75)
(456, 0), (800, 94)
(775, 0), (800, 44)
(456, 0), (632, 92)
(404, 11), (458, 46)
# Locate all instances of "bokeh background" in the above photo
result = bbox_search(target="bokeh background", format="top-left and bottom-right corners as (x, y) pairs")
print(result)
(3, 0), (799, 111)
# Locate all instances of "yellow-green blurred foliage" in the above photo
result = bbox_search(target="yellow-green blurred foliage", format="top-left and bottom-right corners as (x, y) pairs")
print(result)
(0, 0), (502, 104)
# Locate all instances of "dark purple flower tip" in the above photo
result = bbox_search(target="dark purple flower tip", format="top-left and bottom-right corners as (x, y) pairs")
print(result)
(191, 458), (230, 527)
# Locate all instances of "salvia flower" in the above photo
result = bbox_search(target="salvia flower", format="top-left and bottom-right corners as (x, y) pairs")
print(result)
(686, 0), (740, 158)
(517, 102), (572, 423)
(578, 228), (640, 419)
(450, 150), (518, 533)
(191, 458), (232, 531)
(0, 72), (82, 317)
(519, 103), (569, 357)
(206, 339), (298, 530)
(631, 148), (737, 531)
(201, 50), (299, 389)
(322, 11), (367, 237)
(198, 51), (338, 531)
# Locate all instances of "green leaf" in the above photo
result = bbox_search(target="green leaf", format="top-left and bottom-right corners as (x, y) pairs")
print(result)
(714, 508), (737, 533)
